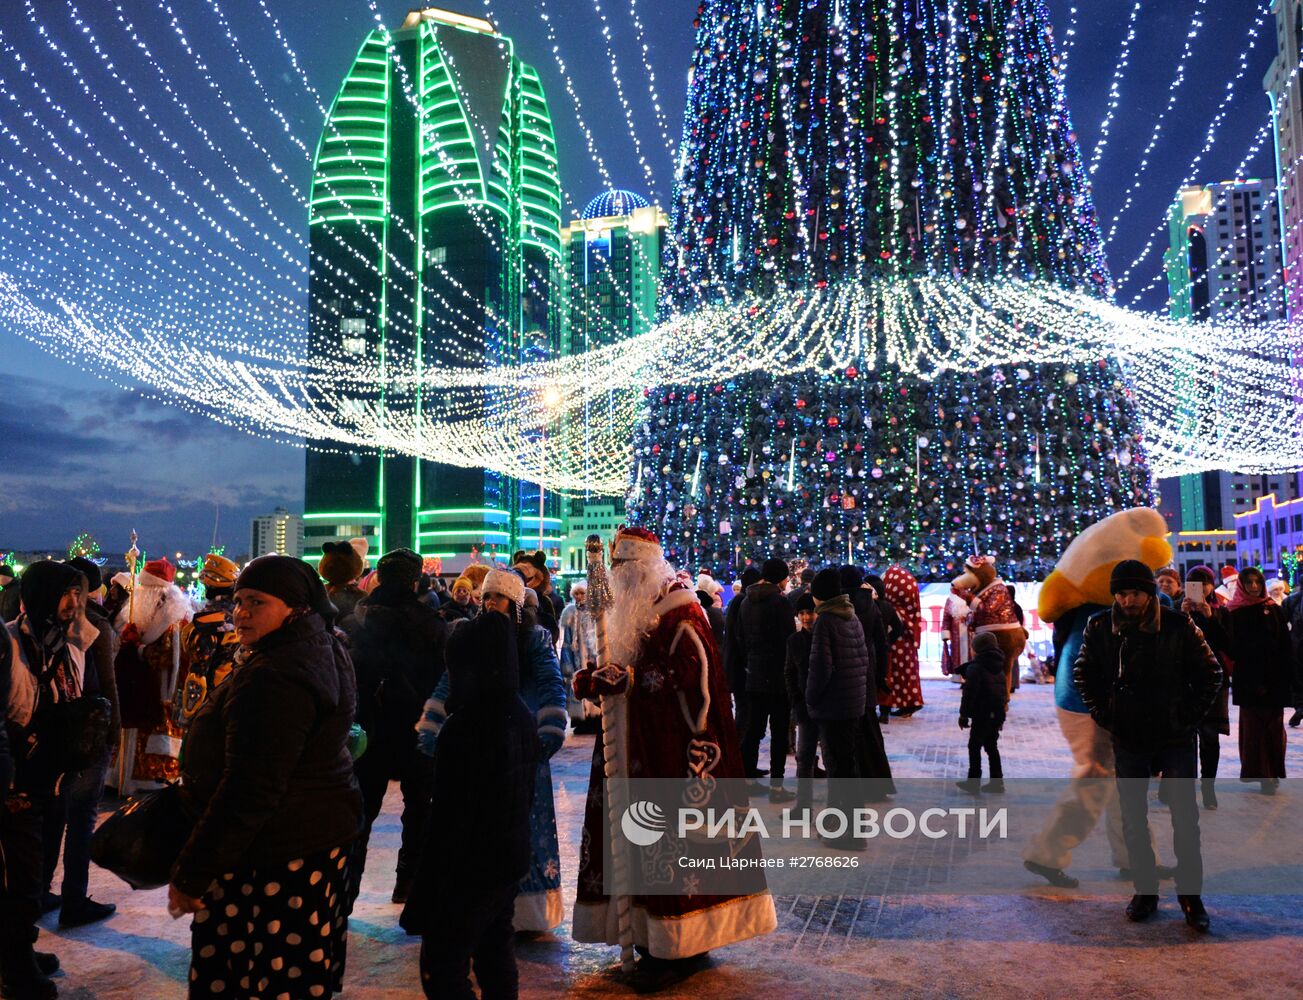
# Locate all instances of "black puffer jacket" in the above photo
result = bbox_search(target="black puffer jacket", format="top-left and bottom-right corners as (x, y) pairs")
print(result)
(958, 646), (1008, 728)
(350, 584), (447, 739)
(1226, 601), (1294, 709)
(0, 634), (13, 794)
(784, 629), (814, 725)
(806, 597), (870, 721)
(173, 613), (364, 897)
(401, 612), (538, 932)
(737, 582), (796, 693)
(1073, 604), (1222, 753)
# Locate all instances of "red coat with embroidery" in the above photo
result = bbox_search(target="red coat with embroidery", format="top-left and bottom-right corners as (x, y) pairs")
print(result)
(970, 580), (1020, 632)
(575, 586), (771, 951)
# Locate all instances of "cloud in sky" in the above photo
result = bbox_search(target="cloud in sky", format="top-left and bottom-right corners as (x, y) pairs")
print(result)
(0, 372), (303, 557)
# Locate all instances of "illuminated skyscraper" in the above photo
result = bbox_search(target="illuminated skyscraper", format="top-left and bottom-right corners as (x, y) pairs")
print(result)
(558, 190), (668, 572)
(303, 7), (564, 568)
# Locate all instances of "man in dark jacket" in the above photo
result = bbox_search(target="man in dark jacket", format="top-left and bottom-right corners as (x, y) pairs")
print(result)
(737, 558), (797, 802)
(956, 632), (1008, 794)
(3, 560), (86, 999)
(400, 609), (538, 1000)
(1073, 560), (1221, 931)
(807, 569), (894, 848)
(349, 548), (448, 904)
(41, 558), (119, 928)
(724, 567), (762, 774)
(0, 565), (19, 625)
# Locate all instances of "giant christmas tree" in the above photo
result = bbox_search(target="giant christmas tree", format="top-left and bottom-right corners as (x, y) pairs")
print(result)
(628, 0), (1153, 580)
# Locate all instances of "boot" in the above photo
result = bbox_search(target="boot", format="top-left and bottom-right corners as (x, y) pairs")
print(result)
(954, 778), (982, 795)
(982, 778), (1006, 794)
(1178, 894), (1211, 932)
(1200, 778), (1218, 810)
(1289, 709), (1302, 728)
(878, 706), (889, 725)
(1125, 894), (1159, 922)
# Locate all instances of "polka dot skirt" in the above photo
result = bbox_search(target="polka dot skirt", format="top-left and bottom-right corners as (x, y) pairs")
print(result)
(189, 845), (350, 999)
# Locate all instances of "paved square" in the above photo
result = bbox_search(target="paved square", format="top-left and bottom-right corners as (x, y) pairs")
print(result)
(41, 680), (1303, 998)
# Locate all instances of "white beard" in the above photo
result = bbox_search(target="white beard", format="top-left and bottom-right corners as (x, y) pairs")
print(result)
(607, 557), (675, 667)
(117, 583), (193, 645)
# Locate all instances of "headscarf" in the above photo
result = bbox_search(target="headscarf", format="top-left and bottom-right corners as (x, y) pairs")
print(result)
(1227, 567), (1273, 610)
(235, 556), (336, 620)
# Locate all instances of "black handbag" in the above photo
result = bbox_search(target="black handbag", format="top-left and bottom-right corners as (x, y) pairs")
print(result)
(90, 783), (194, 891)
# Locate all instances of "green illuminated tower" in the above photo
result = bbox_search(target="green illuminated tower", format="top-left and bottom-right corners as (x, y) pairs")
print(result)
(303, 7), (565, 569)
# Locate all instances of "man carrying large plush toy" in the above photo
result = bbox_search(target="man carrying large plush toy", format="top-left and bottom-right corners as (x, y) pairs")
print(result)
(1022, 508), (1172, 889)
(572, 527), (776, 991)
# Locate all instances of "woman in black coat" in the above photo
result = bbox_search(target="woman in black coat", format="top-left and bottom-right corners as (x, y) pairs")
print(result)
(1225, 567), (1292, 793)
(170, 556), (364, 1000)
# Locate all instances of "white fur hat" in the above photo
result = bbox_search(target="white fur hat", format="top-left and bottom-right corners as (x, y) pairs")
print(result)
(482, 568), (526, 607)
(611, 526), (663, 564)
(695, 572), (722, 596)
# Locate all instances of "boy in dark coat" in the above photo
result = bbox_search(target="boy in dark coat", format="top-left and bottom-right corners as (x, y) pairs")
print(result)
(401, 609), (539, 999)
(784, 594), (817, 812)
(956, 632), (1008, 793)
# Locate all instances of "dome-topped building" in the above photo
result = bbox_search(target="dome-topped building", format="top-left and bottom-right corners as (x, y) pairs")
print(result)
(581, 189), (650, 221)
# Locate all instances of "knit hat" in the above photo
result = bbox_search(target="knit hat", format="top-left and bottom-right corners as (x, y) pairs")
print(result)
(318, 541), (364, 587)
(1154, 567), (1180, 585)
(1109, 559), (1157, 596)
(236, 555), (335, 620)
(66, 556), (102, 593)
(482, 568), (526, 607)
(199, 553), (239, 589)
(972, 631), (1000, 653)
(1220, 564), (1239, 581)
(761, 557), (790, 584)
(739, 567), (762, 589)
(450, 576), (473, 595)
(139, 558), (176, 587)
(811, 567), (844, 602)
(839, 564), (865, 592)
(1187, 565), (1215, 587)
(0, 564), (14, 582)
(376, 547), (424, 589)
(696, 590), (715, 610)
(795, 593), (816, 613)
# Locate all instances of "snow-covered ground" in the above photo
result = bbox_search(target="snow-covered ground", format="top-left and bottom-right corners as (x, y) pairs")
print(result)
(40, 680), (1303, 998)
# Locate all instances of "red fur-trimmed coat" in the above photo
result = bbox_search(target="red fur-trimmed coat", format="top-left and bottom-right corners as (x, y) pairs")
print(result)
(573, 585), (775, 958)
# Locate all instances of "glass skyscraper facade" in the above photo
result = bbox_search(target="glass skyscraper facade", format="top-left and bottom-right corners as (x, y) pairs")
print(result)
(303, 7), (564, 568)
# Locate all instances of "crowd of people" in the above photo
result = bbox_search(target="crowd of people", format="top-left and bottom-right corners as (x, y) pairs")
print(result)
(0, 519), (1300, 998)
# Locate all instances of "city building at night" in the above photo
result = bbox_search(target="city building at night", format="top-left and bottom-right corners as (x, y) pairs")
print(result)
(1162, 180), (1295, 532)
(303, 6), (565, 570)
(1266, 0), (1303, 319)
(250, 507), (304, 559)
(558, 189), (667, 573)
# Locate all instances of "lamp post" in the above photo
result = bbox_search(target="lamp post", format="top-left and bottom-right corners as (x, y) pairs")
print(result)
(540, 386), (562, 558)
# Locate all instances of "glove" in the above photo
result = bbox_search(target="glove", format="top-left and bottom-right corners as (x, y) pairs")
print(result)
(573, 667), (629, 701)
(539, 731), (564, 760)
(958, 716), (970, 730)
(119, 622), (142, 646)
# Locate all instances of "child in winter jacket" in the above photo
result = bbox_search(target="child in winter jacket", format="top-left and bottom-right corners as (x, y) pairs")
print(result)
(784, 594), (817, 811)
(956, 631), (1008, 793)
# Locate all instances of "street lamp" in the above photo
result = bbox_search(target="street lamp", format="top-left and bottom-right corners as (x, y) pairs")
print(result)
(539, 386), (563, 557)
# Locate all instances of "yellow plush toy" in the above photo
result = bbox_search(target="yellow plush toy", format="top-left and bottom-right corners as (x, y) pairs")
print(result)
(1037, 508), (1172, 624)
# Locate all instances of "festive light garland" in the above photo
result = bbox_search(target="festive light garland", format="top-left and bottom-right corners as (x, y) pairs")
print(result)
(0, 0), (1299, 578)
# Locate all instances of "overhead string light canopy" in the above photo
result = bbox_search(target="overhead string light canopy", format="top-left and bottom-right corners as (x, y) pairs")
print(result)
(0, 0), (1298, 558)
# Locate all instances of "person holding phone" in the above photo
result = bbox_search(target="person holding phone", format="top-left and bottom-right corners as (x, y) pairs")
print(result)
(1179, 567), (1232, 810)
